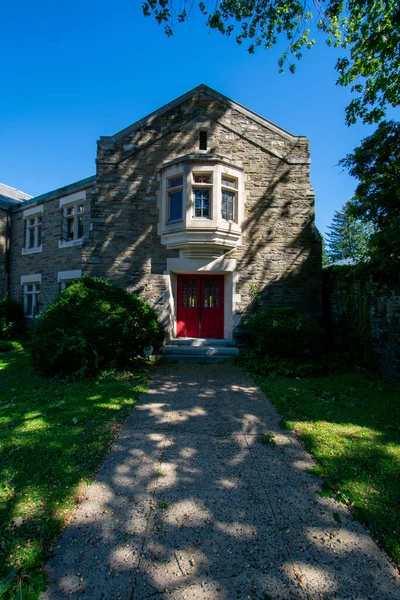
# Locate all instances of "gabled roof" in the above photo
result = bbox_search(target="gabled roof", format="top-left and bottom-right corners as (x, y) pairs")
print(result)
(100, 84), (305, 145)
(0, 182), (32, 209)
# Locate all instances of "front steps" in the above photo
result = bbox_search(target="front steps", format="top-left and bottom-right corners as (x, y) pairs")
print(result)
(160, 338), (239, 364)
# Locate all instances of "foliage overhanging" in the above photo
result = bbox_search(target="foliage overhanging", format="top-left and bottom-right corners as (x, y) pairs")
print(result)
(340, 120), (400, 275)
(143, 0), (400, 125)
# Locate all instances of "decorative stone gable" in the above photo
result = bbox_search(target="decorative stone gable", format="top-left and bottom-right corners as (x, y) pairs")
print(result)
(84, 85), (321, 339)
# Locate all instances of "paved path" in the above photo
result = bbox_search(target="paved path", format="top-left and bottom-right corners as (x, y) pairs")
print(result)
(42, 366), (400, 600)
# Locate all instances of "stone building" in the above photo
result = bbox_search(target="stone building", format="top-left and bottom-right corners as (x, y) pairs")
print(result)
(0, 85), (322, 341)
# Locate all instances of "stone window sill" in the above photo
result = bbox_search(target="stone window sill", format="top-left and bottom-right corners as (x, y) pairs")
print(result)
(59, 239), (83, 249)
(22, 246), (42, 256)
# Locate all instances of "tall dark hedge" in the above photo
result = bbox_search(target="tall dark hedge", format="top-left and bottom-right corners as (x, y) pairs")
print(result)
(249, 307), (322, 361)
(31, 278), (162, 378)
(0, 298), (26, 339)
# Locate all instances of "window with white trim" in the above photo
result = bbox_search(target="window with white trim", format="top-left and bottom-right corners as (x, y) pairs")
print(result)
(62, 202), (84, 242)
(221, 175), (238, 222)
(24, 283), (40, 317)
(58, 270), (82, 292)
(193, 172), (212, 219)
(159, 158), (243, 251)
(60, 280), (74, 291)
(168, 175), (183, 221)
(24, 215), (42, 250)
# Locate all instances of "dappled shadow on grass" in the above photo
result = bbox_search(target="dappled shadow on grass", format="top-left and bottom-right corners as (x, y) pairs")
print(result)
(0, 348), (149, 579)
(41, 365), (400, 600)
(256, 371), (400, 567)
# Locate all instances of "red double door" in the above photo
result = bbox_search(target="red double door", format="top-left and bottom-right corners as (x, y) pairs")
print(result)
(176, 275), (224, 339)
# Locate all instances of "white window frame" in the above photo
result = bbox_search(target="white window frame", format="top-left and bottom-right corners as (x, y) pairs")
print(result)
(221, 174), (238, 223)
(58, 270), (82, 292)
(192, 171), (213, 219)
(158, 159), (244, 249)
(22, 205), (43, 255)
(21, 274), (41, 317)
(167, 174), (184, 222)
(59, 191), (86, 248)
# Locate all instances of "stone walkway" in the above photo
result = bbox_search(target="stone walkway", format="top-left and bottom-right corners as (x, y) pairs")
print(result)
(41, 366), (400, 600)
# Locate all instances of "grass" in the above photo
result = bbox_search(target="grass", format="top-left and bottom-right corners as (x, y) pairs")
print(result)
(256, 370), (400, 568)
(0, 341), (149, 581)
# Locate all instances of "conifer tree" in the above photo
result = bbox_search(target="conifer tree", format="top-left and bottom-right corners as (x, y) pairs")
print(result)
(326, 202), (372, 263)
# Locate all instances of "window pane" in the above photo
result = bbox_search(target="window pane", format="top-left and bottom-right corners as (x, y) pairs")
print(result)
(194, 189), (210, 218)
(28, 218), (35, 227)
(194, 174), (211, 184)
(37, 216), (42, 224)
(77, 215), (84, 238)
(181, 280), (197, 308)
(77, 204), (84, 213)
(222, 190), (235, 221)
(33, 292), (40, 315)
(222, 176), (236, 189)
(28, 227), (35, 248)
(66, 207), (74, 216)
(203, 280), (220, 309)
(169, 176), (183, 189)
(37, 223), (42, 246)
(67, 217), (74, 240)
(169, 190), (183, 221)
(26, 293), (33, 315)
(26, 284), (33, 292)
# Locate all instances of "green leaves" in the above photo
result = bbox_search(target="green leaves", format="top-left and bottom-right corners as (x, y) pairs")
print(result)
(325, 200), (373, 263)
(0, 566), (46, 600)
(339, 120), (400, 275)
(142, 0), (400, 125)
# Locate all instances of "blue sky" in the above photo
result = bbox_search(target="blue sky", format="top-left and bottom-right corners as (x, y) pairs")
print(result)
(1, 1), (397, 235)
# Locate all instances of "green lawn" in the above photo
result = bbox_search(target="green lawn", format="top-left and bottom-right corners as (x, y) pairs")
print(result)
(256, 371), (400, 568)
(0, 342), (148, 581)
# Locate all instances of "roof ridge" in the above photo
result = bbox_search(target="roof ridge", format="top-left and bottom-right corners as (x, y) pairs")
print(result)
(100, 84), (304, 144)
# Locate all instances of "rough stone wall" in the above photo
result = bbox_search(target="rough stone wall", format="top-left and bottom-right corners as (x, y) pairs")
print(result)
(323, 269), (400, 378)
(87, 88), (321, 330)
(9, 187), (93, 310)
(0, 207), (9, 298)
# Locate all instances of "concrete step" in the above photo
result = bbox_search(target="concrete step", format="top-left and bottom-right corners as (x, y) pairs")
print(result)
(160, 339), (239, 364)
(160, 354), (237, 365)
(164, 338), (234, 348)
(163, 346), (239, 356)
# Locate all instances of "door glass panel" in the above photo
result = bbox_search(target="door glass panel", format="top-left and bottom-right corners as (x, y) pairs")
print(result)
(203, 280), (219, 309)
(182, 280), (197, 308)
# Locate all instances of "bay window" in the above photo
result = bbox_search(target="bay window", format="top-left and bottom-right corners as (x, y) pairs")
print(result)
(159, 156), (244, 251)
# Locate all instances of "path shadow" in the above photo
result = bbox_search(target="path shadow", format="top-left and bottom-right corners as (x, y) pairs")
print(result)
(41, 366), (400, 600)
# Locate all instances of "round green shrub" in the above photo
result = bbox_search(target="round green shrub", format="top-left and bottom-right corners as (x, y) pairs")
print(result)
(31, 278), (162, 378)
(249, 307), (322, 361)
(0, 298), (26, 339)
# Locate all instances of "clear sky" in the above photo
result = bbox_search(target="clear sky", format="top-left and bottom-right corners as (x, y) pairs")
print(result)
(1, 1), (397, 235)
